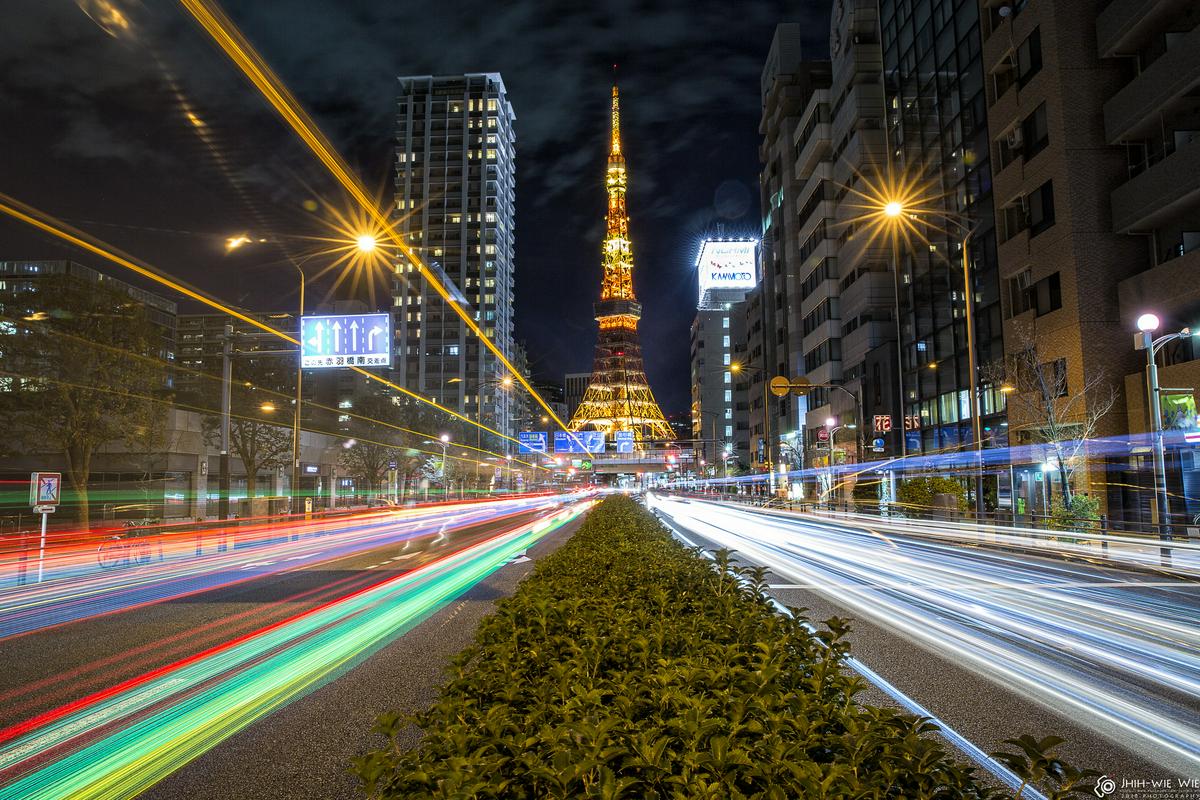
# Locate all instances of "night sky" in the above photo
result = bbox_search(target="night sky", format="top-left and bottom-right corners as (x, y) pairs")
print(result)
(0, 0), (828, 413)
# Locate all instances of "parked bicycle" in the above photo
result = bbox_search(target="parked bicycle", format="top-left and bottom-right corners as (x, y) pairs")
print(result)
(97, 535), (153, 569)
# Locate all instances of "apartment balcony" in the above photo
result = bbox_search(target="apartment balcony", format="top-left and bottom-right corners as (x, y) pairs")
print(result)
(1111, 132), (1200, 234)
(840, 321), (889, 369)
(793, 121), (831, 179)
(839, 271), (894, 320)
(1097, 0), (1193, 58)
(1103, 24), (1200, 143)
(799, 277), (838, 317)
(1117, 246), (1200, 328)
(801, 319), (842, 357)
(997, 228), (1032, 279)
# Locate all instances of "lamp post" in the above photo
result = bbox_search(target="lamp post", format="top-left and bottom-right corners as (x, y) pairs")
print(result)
(729, 362), (776, 492)
(288, 258), (308, 515)
(881, 201), (985, 514)
(1134, 313), (1197, 559)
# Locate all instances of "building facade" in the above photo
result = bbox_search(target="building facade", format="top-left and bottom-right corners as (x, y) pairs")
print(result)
(690, 308), (751, 467)
(392, 73), (518, 443)
(753, 25), (833, 471)
(563, 372), (591, 421)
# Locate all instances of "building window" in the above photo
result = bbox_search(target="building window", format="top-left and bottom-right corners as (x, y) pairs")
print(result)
(1021, 103), (1049, 159)
(1028, 180), (1055, 236)
(1040, 358), (1068, 397)
(1015, 28), (1042, 88)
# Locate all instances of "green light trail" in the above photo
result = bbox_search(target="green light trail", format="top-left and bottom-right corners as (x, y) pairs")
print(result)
(0, 503), (589, 799)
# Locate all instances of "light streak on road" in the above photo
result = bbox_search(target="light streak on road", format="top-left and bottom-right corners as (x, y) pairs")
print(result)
(0, 500), (591, 799)
(648, 495), (1200, 773)
(0, 496), (573, 640)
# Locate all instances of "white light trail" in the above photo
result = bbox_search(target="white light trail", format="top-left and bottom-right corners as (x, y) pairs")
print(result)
(648, 495), (1200, 774)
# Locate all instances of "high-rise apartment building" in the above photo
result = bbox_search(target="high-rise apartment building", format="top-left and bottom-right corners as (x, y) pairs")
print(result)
(981, 0), (1200, 522)
(691, 238), (757, 467)
(392, 73), (517, 442)
(752, 25), (832, 469)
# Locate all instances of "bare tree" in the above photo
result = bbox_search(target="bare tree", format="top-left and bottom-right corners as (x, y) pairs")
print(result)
(201, 357), (292, 497)
(982, 328), (1117, 503)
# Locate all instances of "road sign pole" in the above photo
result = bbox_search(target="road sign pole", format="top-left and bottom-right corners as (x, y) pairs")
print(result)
(219, 323), (233, 521)
(36, 510), (48, 584)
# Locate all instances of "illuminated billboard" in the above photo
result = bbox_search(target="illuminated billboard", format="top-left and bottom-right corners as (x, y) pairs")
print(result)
(300, 313), (391, 369)
(696, 239), (757, 305)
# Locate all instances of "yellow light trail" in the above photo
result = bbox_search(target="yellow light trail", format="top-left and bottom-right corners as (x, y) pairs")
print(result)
(176, 0), (578, 439)
(0, 193), (535, 460)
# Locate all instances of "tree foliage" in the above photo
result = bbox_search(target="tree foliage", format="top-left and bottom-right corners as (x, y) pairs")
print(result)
(898, 476), (967, 513)
(0, 273), (168, 528)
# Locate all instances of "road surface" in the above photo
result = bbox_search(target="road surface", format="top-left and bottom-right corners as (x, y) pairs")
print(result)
(648, 494), (1200, 788)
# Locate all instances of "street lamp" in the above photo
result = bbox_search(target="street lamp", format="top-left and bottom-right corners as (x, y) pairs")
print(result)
(355, 234), (378, 253)
(729, 362), (776, 488)
(1135, 313), (1198, 557)
(879, 198), (984, 511)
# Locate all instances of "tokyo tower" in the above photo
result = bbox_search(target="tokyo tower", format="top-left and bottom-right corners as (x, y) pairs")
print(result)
(567, 84), (674, 444)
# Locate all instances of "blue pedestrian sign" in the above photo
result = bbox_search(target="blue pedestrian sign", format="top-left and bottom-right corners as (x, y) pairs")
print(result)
(300, 313), (391, 369)
(518, 431), (549, 454)
(872, 437), (885, 453)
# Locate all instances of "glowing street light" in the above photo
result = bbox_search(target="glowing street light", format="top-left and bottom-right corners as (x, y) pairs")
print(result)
(884, 200), (904, 217)
(1136, 313), (1160, 333)
(355, 234), (378, 253)
(260, 402), (276, 413)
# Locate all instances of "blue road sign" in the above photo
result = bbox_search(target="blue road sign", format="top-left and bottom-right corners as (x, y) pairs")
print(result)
(872, 437), (885, 453)
(554, 431), (605, 454)
(518, 431), (548, 454)
(300, 313), (391, 369)
(614, 430), (635, 453)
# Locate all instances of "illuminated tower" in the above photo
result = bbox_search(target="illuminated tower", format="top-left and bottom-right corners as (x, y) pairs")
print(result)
(567, 85), (674, 443)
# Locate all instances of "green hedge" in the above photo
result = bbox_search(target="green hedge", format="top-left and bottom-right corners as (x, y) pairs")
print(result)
(353, 495), (1087, 799)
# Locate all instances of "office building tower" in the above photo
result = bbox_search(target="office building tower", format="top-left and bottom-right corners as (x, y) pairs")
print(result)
(393, 73), (517, 442)
(878, 0), (1005, 457)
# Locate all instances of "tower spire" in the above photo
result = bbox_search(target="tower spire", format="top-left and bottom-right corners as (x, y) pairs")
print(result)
(610, 84), (621, 156)
(567, 82), (673, 444)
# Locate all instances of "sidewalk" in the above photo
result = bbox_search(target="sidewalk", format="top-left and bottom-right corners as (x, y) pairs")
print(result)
(686, 495), (1200, 578)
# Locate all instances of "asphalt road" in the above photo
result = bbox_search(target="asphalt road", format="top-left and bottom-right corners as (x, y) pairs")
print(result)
(648, 494), (1200, 792)
(0, 499), (586, 799)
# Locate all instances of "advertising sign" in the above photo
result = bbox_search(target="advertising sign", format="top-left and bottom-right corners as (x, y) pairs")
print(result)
(554, 431), (605, 454)
(614, 430), (635, 453)
(300, 313), (391, 369)
(873, 415), (893, 433)
(518, 431), (549, 454)
(696, 239), (757, 303)
(1162, 391), (1199, 430)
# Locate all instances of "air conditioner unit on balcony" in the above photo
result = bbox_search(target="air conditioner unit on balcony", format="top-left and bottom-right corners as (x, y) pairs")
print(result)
(1006, 128), (1024, 150)
(1015, 269), (1033, 291)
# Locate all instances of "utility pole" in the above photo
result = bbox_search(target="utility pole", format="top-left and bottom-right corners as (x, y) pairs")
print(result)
(219, 322), (232, 520)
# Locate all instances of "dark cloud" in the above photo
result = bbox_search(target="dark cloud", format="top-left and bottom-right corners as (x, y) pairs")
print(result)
(0, 0), (830, 413)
